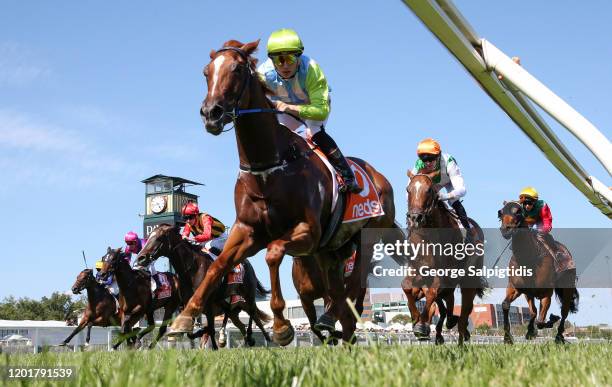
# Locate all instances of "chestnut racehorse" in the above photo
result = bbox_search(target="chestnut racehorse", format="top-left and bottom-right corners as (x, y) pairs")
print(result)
(168, 39), (398, 345)
(404, 173), (485, 345)
(498, 201), (579, 344)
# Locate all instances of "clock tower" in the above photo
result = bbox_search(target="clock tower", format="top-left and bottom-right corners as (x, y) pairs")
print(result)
(142, 175), (203, 238)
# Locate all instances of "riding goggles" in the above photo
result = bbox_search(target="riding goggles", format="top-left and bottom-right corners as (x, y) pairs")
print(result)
(269, 53), (299, 67)
(418, 153), (438, 162)
(183, 215), (196, 221)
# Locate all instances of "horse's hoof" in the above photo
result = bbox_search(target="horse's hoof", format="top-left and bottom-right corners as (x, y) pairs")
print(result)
(246, 337), (256, 347)
(549, 314), (561, 324)
(167, 315), (195, 336)
(413, 322), (431, 338)
(435, 335), (445, 345)
(446, 315), (459, 330)
(555, 335), (566, 344)
(314, 313), (336, 333)
(525, 330), (537, 340)
(504, 334), (514, 345)
(58, 342), (67, 347)
(272, 324), (295, 346)
(218, 339), (227, 348)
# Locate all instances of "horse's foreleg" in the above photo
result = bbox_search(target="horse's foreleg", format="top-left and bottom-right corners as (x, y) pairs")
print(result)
(85, 322), (93, 346)
(414, 287), (437, 339)
(60, 318), (88, 346)
(150, 307), (174, 349)
(525, 295), (537, 339)
(434, 298), (446, 345)
(228, 312), (250, 346)
(536, 293), (553, 329)
(266, 223), (315, 346)
(458, 288), (476, 346)
(301, 296), (326, 343)
(442, 291), (458, 329)
(218, 314), (229, 348)
(170, 226), (255, 334)
(502, 286), (521, 344)
(402, 285), (421, 325)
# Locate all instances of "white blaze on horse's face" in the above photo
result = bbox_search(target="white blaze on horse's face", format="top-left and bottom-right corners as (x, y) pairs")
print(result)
(413, 180), (423, 198)
(209, 55), (226, 99)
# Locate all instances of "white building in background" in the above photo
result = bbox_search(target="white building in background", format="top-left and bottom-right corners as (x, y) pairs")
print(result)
(0, 320), (111, 352)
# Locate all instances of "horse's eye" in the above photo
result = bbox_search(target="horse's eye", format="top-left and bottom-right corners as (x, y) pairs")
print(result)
(203, 65), (209, 77)
(230, 62), (239, 72)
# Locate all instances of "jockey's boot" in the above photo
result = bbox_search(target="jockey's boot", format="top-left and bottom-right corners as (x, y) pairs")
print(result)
(312, 130), (362, 194)
(451, 201), (478, 243)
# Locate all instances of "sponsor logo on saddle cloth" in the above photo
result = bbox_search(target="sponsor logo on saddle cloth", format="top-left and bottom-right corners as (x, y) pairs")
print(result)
(154, 273), (172, 300)
(344, 250), (357, 278)
(342, 160), (384, 223)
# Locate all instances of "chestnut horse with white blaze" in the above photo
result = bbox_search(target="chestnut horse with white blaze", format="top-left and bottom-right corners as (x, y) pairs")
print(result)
(168, 39), (398, 345)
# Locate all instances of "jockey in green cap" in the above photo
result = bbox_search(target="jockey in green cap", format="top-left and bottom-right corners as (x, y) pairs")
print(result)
(257, 28), (361, 194)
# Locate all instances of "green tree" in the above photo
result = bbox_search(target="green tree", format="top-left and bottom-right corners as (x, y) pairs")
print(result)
(389, 314), (411, 325)
(0, 292), (87, 321)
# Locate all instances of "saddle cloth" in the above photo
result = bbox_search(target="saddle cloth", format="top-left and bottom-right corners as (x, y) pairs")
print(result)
(154, 273), (172, 300)
(308, 140), (384, 224)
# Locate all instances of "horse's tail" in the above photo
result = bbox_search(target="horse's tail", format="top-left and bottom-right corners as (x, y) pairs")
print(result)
(554, 271), (579, 313)
(256, 280), (271, 299)
(243, 259), (270, 299)
(255, 305), (272, 324)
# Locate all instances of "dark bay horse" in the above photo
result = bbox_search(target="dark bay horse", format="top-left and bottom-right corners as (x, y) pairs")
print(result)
(168, 39), (398, 345)
(136, 224), (272, 348)
(498, 201), (579, 344)
(404, 173), (485, 345)
(100, 247), (181, 349)
(60, 269), (122, 347)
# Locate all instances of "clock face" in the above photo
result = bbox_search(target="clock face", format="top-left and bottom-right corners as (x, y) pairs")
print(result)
(151, 195), (167, 214)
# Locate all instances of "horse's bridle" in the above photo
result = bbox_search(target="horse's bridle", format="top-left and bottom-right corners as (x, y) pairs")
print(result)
(408, 174), (438, 224)
(207, 46), (308, 129)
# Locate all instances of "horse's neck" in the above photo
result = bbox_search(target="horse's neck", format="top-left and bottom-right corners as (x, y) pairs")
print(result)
(175, 243), (210, 275)
(429, 205), (453, 228)
(86, 282), (99, 305)
(114, 260), (136, 290)
(234, 76), (296, 168)
(512, 229), (538, 265)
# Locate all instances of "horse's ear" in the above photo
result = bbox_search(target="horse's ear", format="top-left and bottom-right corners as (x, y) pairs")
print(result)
(107, 246), (111, 253)
(241, 39), (260, 55)
(209, 49), (217, 59)
(503, 200), (508, 205)
(407, 170), (415, 180)
(425, 171), (438, 180)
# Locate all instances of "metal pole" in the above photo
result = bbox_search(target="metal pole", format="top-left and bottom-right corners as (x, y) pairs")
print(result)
(482, 39), (612, 176)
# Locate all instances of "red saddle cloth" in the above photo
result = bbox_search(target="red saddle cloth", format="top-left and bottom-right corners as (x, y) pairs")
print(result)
(226, 264), (245, 305)
(154, 273), (172, 300)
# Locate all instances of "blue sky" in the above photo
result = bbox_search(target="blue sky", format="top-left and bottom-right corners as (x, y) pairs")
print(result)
(1, 1), (610, 325)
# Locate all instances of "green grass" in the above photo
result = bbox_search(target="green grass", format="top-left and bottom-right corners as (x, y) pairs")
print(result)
(2, 343), (611, 386)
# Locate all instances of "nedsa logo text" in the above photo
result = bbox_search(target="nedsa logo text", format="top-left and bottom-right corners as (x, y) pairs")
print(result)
(352, 199), (383, 219)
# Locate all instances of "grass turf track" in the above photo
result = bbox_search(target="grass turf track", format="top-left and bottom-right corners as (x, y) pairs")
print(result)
(2, 343), (611, 386)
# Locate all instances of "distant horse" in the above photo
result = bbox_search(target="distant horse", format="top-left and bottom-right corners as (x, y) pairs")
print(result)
(136, 224), (272, 348)
(498, 201), (579, 344)
(404, 172), (485, 345)
(168, 39), (398, 345)
(59, 269), (122, 347)
(100, 247), (181, 349)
